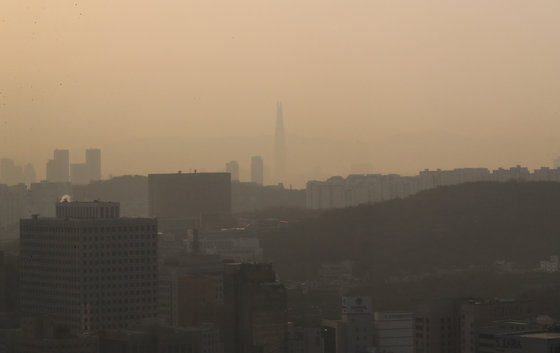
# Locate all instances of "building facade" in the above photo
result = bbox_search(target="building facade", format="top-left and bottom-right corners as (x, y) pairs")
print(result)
(46, 149), (70, 183)
(224, 263), (287, 353)
(148, 172), (231, 231)
(225, 161), (240, 182)
(307, 166), (560, 210)
(19, 201), (158, 334)
(373, 312), (414, 353)
(251, 156), (264, 186)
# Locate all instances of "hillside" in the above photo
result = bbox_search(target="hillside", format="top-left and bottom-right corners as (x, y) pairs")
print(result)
(261, 181), (560, 280)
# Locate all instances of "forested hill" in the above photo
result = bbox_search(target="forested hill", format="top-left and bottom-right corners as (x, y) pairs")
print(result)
(262, 181), (560, 280)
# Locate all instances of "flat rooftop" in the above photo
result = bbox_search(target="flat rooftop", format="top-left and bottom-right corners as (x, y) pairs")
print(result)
(518, 333), (560, 340)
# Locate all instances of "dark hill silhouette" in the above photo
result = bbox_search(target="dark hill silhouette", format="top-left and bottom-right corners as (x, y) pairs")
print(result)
(261, 181), (560, 280)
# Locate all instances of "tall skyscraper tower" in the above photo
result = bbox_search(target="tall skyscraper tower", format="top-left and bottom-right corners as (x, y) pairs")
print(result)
(275, 101), (286, 184)
(251, 156), (264, 185)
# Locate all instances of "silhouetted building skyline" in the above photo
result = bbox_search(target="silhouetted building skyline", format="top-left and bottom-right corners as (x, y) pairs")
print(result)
(86, 148), (102, 181)
(46, 149), (70, 183)
(225, 161), (239, 182)
(251, 156), (264, 186)
(22, 163), (36, 185)
(307, 166), (560, 210)
(0, 159), (35, 186)
(0, 159), (21, 186)
(70, 149), (102, 185)
(148, 172), (232, 232)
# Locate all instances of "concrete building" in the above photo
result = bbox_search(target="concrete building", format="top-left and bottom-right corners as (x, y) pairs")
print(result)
(0, 252), (6, 322)
(0, 251), (19, 329)
(460, 299), (536, 353)
(22, 164), (36, 186)
(306, 166), (560, 210)
(70, 149), (102, 185)
(224, 263), (287, 353)
(199, 228), (263, 263)
(321, 319), (346, 353)
(251, 156), (264, 186)
(373, 312), (414, 353)
(231, 181), (305, 212)
(476, 320), (551, 353)
(19, 201), (158, 334)
(321, 296), (374, 353)
(99, 323), (222, 353)
(148, 172), (231, 232)
(0, 184), (29, 234)
(0, 159), (23, 186)
(28, 181), (71, 218)
(158, 253), (224, 328)
(225, 161), (240, 182)
(85, 149), (102, 182)
(414, 299), (460, 353)
(46, 149), (70, 183)
(287, 323), (323, 353)
(71, 163), (90, 185)
(415, 298), (537, 353)
(494, 332), (560, 353)
(0, 317), (99, 353)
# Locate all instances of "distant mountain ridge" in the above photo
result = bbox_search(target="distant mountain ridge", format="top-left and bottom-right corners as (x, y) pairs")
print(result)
(261, 181), (560, 280)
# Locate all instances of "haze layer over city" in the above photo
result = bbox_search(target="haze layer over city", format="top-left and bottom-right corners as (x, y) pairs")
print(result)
(6, 2), (560, 353)
(3, 1), (560, 187)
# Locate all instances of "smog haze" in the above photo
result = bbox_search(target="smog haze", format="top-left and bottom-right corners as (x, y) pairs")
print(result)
(2, 0), (560, 186)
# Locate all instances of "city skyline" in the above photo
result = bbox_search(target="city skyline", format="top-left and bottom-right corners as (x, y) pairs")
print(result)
(2, 1), (560, 187)
(4, 1), (560, 352)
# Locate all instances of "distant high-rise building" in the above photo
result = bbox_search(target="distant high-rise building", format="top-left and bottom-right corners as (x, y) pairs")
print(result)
(225, 161), (240, 182)
(275, 101), (286, 183)
(0, 158), (23, 185)
(224, 263), (287, 353)
(22, 163), (36, 185)
(86, 148), (102, 181)
(148, 172), (232, 232)
(70, 162), (89, 185)
(20, 201), (158, 334)
(251, 156), (264, 185)
(554, 156), (560, 169)
(46, 149), (69, 183)
(71, 149), (102, 185)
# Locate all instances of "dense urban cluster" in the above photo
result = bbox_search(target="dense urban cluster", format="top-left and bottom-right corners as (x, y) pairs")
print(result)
(3, 146), (560, 352)
(306, 165), (560, 209)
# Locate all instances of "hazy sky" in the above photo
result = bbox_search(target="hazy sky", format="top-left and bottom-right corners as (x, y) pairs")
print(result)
(2, 1), (560, 187)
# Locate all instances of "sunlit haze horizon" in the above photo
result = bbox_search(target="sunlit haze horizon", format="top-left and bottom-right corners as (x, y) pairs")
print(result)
(2, 1), (560, 187)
